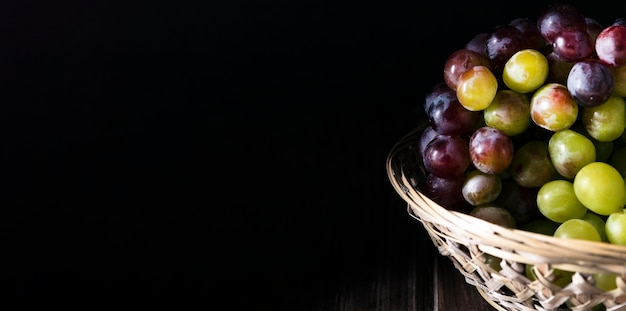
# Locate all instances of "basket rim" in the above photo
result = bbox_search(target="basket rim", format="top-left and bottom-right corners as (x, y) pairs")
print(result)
(386, 124), (626, 275)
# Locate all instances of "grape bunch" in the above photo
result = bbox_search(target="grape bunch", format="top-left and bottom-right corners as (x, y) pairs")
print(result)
(419, 2), (626, 252)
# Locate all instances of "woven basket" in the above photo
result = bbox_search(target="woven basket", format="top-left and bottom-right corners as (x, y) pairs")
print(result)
(386, 125), (626, 311)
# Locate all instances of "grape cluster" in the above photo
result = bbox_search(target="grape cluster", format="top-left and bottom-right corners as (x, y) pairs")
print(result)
(419, 3), (626, 255)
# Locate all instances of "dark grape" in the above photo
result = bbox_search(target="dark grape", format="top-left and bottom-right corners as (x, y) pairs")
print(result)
(551, 28), (593, 62)
(424, 82), (454, 115)
(470, 205), (516, 228)
(443, 49), (491, 90)
(465, 32), (489, 56)
(566, 59), (614, 107)
(428, 89), (480, 135)
(485, 25), (530, 74)
(422, 173), (470, 212)
(595, 24), (626, 67)
(509, 17), (547, 51)
(469, 126), (514, 175)
(537, 3), (587, 44)
(418, 125), (440, 157)
(423, 135), (471, 179)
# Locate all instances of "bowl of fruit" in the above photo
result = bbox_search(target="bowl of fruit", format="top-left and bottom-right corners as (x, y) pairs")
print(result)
(386, 3), (626, 311)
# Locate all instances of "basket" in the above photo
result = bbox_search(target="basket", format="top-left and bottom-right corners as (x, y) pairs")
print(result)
(386, 125), (626, 311)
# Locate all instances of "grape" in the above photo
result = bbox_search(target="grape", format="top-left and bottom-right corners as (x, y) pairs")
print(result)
(509, 17), (546, 51)
(423, 135), (471, 179)
(456, 65), (498, 111)
(418, 125), (440, 157)
(502, 49), (549, 93)
(508, 140), (556, 188)
(551, 28), (594, 62)
(573, 162), (626, 216)
(567, 59), (614, 107)
(428, 88), (480, 136)
(462, 169), (502, 206)
(545, 51), (574, 85)
(470, 205), (516, 228)
(443, 49), (492, 91)
(537, 3), (587, 44)
(571, 122), (615, 162)
(593, 273), (618, 291)
(581, 95), (626, 142)
(605, 209), (626, 245)
(465, 32), (489, 56)
(537, 180), (587, 223)
(485, 25), (530, 74)
(530, 83), (579, 132)
(424, 82), (454, 115)
(548, 129), (596, 179)
(611, 64), (626, 97)
(595, 24), (626, 67)
(585, 17), (604, 51)
(580, 212), (609, 242)
(554, 218), (602, 242)
(525, 264), (573, 288)
(422, 173), (470, 212)
(469, 126), (514, 175)
(482, 90), (531, 136)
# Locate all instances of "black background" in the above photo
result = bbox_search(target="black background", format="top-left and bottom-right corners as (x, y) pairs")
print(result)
(1, 0), (621, 310)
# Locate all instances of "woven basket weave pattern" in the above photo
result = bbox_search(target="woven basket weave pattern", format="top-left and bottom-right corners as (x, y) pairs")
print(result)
(386, 126), (626, 311)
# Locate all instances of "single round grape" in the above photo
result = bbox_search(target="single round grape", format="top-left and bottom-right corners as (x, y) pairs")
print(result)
(502, 49), (549, 93)
(508, 140), (556, 188)
(611, 64), (626, 97)
(530, 83), (579, 132)
(580, 212), (609, 243)
(423, 135), (471, 179)
(424, 82), (454, 115)
(548, 129), (596, 179)
(483, 90), (531, 136)
(551, 28), (594, 62)
(537, 180), (588, 223)
(465, 32), (489, 56)
(573, 162), (626, 216)
(545, 51), (575, 85)
(593, 273), (618, 291)
(456, 65), (498, 111)
(596, 24), (626, 67)
(554, 218), (602, 242)
(537, 3), (587, 44)
(422, 173), (470, 212)
(470, 205), (516, 228)
(428, 89), (480, 136)
(605, 209), (626, 245)
(485, 25), (530, 74)
(582, 95), (626, 142)
(567, 60), (614, 107)
(418, 125), (440, 157)
(571, 122), (615, 163)
(469, 126), (514, 175)
(443, 49), (491, 90)
(462, 170), (502, 206)
(509, 17), (546, 51)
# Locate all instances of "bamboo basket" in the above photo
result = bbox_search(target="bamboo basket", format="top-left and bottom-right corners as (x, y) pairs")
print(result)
(386, 125), (626, 311)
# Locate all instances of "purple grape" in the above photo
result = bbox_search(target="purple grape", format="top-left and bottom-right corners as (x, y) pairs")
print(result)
(428, 88), (480, 136)
(567, 59), (614, 107)
(469, 126), (514, 175)
(596, 24), (626, 67)
(422, 173), (470, 212)
(537, 3), (587, 44)
(510, 17), (547, 51)
(486, 25), (530, 74)
(424, 82), (454, 115)
(443, 49), (492, 90)
(465, 33), (489, 57)
(552, 28), (593, 62)
(418, 125), (440, 157)
(423, 135), (471, 179)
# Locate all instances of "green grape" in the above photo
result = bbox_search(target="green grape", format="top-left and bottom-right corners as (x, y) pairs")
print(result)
(581, 212), (609, 242)
(537, 180), (588, 223)
(572, 122), (614, 162)
(548, 129), (596, 179)
(483, 90), (531, 136)
(605, 209), (626, 245)
(502, 49), (549, 93)
(613, 65), (626, 97)
(582, 95), (626, 142)
(573, 162), (626, 216)
(593, 272), (618, 291)
(456, 65), (498, 111)
(554, 218), (602, 242)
